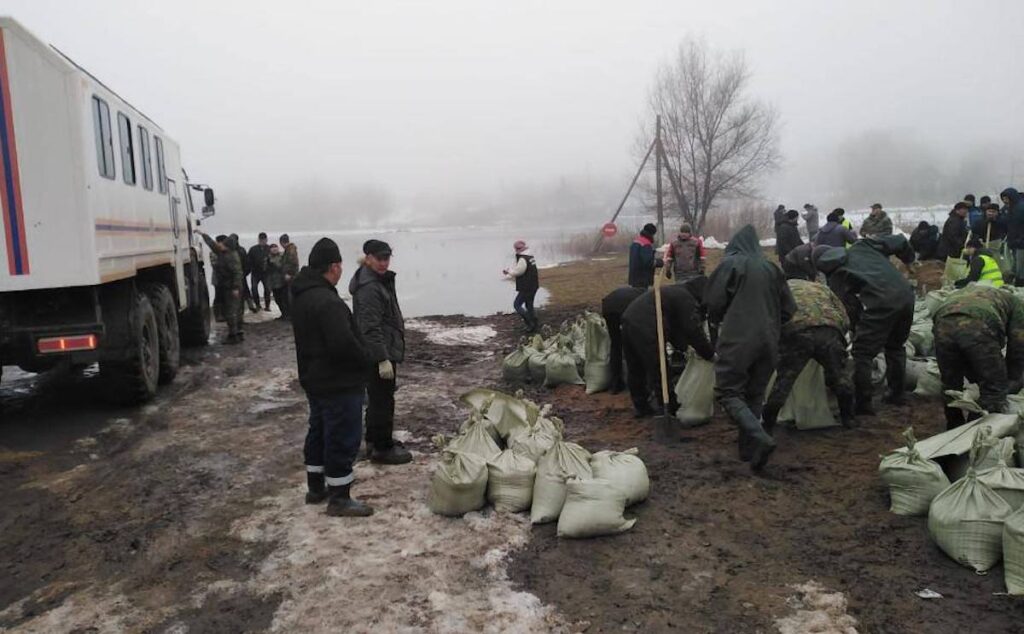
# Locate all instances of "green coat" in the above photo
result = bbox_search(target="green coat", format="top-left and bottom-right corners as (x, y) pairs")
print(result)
(933, 285), (1024, 376)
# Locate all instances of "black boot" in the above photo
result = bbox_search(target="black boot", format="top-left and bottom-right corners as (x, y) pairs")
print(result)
(881, 391), (905, 406)
(944, 406), (966, 430)
(838, 394), (857, 428)
(855, 390), (876, 416)
(762, 403), (780, 436)
(371, 441), (412, 465)
(722, 397), (776, 471)
(326, 484), (374, 517)
(305, 472), (327, 504)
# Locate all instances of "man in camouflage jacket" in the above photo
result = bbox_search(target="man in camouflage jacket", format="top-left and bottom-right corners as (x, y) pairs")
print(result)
(200, 231), (245, 343)
(932, 285), (1024, 428)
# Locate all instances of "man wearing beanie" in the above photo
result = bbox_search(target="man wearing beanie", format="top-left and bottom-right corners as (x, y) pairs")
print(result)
(349, 239), (412, 465)
(291, 238), (375, 516)
(628, 223), (659, 289)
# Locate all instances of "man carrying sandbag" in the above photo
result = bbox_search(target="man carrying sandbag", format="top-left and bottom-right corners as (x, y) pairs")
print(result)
(621, 280), (714, 418)
(601, 286), (645, 394)
(932, 285), (1024, 429)
(763, 279), (855, 431)
(705, 226), (797, 471)
(815, 235), (916, 416)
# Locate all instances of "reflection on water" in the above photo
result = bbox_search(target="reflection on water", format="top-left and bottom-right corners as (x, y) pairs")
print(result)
(228, 225), (596, 317)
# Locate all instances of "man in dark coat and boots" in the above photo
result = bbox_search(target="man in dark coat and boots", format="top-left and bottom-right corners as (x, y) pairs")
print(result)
(628, 223), (659, 289)
(1001, 188), (1024, 285)
(705, 226), (797, 471)
(936, 202), (970, 261)
(350, 239), (412, 465)
(292, 238), (374, 516)
(247, 232), (272, 311)
(601, 286), (645, 394)
(503, 240), (540, 332)
(815, 236), (916, 416)
(621, 280), (714, 417)
(775, 209), (804, 264)
(909, 221), (940, 261)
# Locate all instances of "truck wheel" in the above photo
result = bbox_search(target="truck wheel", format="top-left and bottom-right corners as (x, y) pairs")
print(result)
(143, 283), (180, 384)
(180, 268), (211, 347)
(101, 291), (160, 405)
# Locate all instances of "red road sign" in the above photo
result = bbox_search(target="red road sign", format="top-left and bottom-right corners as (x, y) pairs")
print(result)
(602, 222), (618, 238)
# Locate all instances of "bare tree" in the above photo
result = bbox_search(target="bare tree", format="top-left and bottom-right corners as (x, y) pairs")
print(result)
(644, 38), (781, 234)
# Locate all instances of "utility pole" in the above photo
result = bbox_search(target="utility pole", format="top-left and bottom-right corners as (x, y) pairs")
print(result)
(655, 115), (664, 241)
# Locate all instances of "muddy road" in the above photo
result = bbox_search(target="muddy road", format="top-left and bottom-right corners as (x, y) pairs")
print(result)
(1, 297), (1023, 632)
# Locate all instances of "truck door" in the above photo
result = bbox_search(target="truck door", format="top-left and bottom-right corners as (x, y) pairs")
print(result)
(166, 178), (187, 304)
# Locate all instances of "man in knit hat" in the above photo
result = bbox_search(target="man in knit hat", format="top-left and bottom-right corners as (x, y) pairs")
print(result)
(503, 240), (540, 332)
(291, 237), (374, 516)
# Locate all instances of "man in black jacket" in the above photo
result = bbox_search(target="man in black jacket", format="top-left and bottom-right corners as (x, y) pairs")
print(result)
(247, 232), (272, 311)
(775, 209), (804, 264)
(909, 221), (939, 261)
(628, 223), (659, 288)
(601, 286), (645, 394)
(350, 239), (412, 465)
(292, 238), (374, 517)
(936, 202), (970, 261)
(706, 225), (797, 471)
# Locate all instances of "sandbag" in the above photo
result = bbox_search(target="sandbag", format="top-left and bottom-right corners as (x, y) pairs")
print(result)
(674, 349), (715, 426)
(780, 361), (838, 430)
(928, 442), (1013, 573)
(444, 413), (502, 462)
(527, 336), (551, 383)
(458, 405), (501, 444)
(530, 441), (593, 524)
(428, 450), (489, 517)
(878, 428), (950, 516)
(912, 359), (943, 397)
(508, 414), (561, 462)
(908, 321), (934, 357)
(590, 448), (650, 506)
(486, 449), (537, 513)
(460, 388), (534, 441)
(502, 346), (532, 384)
(923, 289), (954, 316)
(900, 407), (1021, 481)
(1004, 506), (1024, 594)
(942, 257), (968, 288)
(977, 438), (1024, 511)
(544, 340), (585, 387)
(583, 313), (613, 394)
(904, 358), (932, 392)
(556, 477), (636, 539)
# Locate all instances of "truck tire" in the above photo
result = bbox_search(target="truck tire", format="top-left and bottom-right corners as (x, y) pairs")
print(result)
(101, 291), (160, 405)
(180, 267), (211, 347)
(143, 283), (180, 385)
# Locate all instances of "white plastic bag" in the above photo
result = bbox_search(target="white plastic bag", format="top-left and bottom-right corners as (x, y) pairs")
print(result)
(556, 477), (636, 539)
(977, 437), (1024, 511)
(486, 449), (537, 513)
(531, 441), (593, 524)
(674, 349), (715, 426)
(590, 448), (650, 506)
(878, 428), (950, 516)
(779, 361), (838, 430)
(428, 450), (489, 517)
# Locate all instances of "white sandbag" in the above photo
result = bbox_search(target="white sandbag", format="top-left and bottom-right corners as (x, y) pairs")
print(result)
(878, 428), (951, 516)
(544, 340), (586, 387)
(1004, 506), (1024, 594)
(531, 441), (593, 524)
(904, 358), (932, 392)
(458, 406), (501, 444)
(556, 477), (637, 539)
(527, 335), (551, 383)
(912, 359), (943, 397)
(460, 388), (534, 441)
(900, 412), (1020, 482)
(908, 321), (934, 357)
(428, 450), (489, 517)
(445, 413), (502, 462)
(583, 313), (613, 394)
(781, 361), (838, 430)
(590, 448), (650, 506)
(928, 451), (1013, 573)
(508, 414), (561, 462)
(977, 438), (1024, 511)
(674, 349), (715, 426)
(923, 288), (953, 316)
(502, 346), (532, 383)
(486, 448), (537, 513)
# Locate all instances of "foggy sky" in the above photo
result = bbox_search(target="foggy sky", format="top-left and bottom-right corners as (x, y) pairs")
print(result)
(6, 0), (1024, 222)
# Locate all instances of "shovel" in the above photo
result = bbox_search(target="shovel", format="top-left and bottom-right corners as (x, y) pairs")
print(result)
(652, 263), (677, 444)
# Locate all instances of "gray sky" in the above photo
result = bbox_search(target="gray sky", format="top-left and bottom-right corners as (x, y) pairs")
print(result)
(5, 0), (1024, 216)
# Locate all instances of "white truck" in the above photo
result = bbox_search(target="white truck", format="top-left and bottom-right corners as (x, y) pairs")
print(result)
(0, 17), (215, 403)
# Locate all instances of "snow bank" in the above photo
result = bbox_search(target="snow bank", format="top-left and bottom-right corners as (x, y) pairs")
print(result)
(407, 319), (498, 346)
(775, 581), (859, 634)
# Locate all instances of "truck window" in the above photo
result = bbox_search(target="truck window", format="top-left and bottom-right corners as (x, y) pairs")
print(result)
(117, 112), (136, 186)
(154, 135), (167, 194)
(91, 96), (115, 179)
(137, 125), (153, 191)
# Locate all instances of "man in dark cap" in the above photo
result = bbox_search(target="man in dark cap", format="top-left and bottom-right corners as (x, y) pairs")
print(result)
(628, 223), (659, 289)
(774, 209), (804, 264)
(350, 239), (411, 465)
(860, 203), (893, 239)
(247, 232), (272, 311)
(292, 238), (374, 516)
(279, 234), (300, 319)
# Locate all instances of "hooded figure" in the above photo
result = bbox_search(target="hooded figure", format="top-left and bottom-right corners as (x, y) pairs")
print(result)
(816, 235), (915, 414)
(909, 221), (939, 261)
(1002, 188), (1024, 285)
(815, 210), (858, 248)
(774, 209), (804, 263)
(782, 243), (830, 281)
(704, 226), (797, 471)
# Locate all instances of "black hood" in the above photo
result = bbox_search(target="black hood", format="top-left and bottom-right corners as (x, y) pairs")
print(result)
(725, 225), (761, 257)
(292, 266), (336, 297)
(1002, 187), (1020, 206)
(815, 247), (848, 274)
(864, 234), (915, 265)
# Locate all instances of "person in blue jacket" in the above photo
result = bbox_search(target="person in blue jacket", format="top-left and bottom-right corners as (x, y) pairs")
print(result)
(628, 223), (660, 288)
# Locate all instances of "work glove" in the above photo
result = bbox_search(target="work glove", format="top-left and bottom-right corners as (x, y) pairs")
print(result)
(378, 360), (395, 380)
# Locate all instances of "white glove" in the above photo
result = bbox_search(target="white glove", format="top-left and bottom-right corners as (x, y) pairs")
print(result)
(378, 360), (395, 380)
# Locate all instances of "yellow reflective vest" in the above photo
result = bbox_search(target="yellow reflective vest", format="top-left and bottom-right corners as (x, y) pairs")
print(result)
(979, 254), (1004, 287)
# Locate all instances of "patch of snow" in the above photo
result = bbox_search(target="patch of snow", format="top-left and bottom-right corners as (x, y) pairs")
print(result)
(775, 581), (858, 634)
(406, 319), (498, 346)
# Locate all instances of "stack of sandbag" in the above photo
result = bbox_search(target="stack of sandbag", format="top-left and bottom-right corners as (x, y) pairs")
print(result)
(557, 477), (637, 539)
(1005, 507), (1024, 594)
(487, 447), (537, 513)
(582, 312), (613, 394)
(908, 320), (934, 357)
(460, 387), (533, 440)
(897, 403), (1020, 481)
(674, 349), (715, 427)
(777, 360), (838, 430)
(531, 440), (593, 524)
(544, 337), (585, 388)
(977, 437), (1024, 510)
(527, 336), (552, 383)
(878, 428), (950, 516)
(428, 450), (489, 516)
(928, 435), (1014, 573)
(590, 448), (650, 506)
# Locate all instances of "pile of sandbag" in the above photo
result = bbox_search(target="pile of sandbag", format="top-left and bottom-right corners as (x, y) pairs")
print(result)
(427, 387), (646, 539)
(501, 314), (611, 391)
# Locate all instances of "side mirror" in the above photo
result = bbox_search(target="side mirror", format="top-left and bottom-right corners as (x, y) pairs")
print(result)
(202, 188), (215, 217)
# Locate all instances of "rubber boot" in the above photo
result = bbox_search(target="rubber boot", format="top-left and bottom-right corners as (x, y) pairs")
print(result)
(371, 441), (412, 465)
(721, 397), (776, 471)
(854, 390), (876, 416)
(326, 484), (374, 517)
(944, 406), (965, 430)
(838, 394), (857, 428)
(305, 472), (327, 504)
(761, 403), (781, 436)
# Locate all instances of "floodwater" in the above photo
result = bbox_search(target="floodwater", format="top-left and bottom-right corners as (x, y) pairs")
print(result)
(228, 224), (596, 318)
